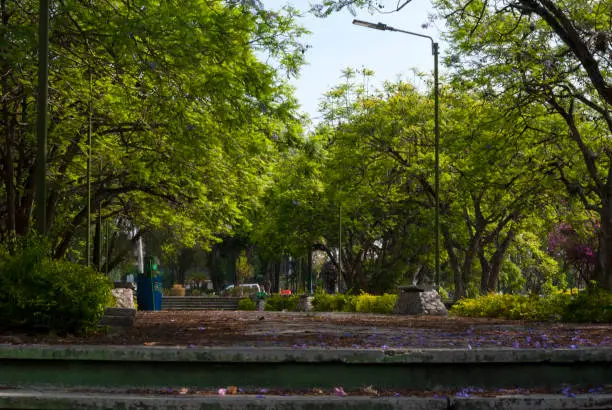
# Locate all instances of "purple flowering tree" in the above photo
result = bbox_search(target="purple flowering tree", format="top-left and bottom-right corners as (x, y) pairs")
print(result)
(548, 221), (599, 288)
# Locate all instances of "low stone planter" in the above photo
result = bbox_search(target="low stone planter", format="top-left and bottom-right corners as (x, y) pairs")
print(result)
(393, 286), (448, 316)
(169, 284), (186, 296)
(297, 295), (314, 312)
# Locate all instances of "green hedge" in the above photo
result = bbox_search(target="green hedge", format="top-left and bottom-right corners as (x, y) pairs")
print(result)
(450, 288), (612, 323)
(264, 294), (299, 311)
(237, 298), (256, 311)
(0, 242), (113, 333)
(311, 293), (353, 312)
(311, 293), (397, 314)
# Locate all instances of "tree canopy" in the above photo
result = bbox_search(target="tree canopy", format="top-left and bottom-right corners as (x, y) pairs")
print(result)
(1, 0), (307, 265)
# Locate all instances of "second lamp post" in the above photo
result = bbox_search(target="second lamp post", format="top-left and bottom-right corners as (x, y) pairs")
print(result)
(352, 19), (440, 289)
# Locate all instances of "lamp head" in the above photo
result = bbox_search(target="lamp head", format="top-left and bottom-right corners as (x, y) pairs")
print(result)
(352, 19), (388, 31)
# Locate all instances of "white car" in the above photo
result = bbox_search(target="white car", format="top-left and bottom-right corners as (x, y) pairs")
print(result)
(223, 283), (261, 293)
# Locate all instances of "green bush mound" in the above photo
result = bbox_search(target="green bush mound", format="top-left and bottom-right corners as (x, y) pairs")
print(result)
(312, 293), (397, 314)
(450, 288), (612, 323)
(237, 298), (256, 311)
(311, 293), (352, 312)
(264, 294), (299, 311)
(0, 242), (113, 334)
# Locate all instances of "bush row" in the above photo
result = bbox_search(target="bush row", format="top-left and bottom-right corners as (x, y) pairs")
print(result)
(312, 293), (397, 314)
(238, 293), (397, 314)
(450, 288), (612, 323)
(239, 289), (612, 323)
(0, 240), (114, 334)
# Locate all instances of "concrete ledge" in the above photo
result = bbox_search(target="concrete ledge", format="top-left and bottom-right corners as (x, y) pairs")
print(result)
(1, 344), (612, 364)
(2, 345), (612, 391)
(103, 308), (136, 317)
(450, 395), (612, 409)
(1, 390), (612, 410)
(99, 316), (135, 327)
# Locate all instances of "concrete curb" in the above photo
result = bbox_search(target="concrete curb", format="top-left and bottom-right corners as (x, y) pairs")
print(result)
(0, 390), (446, 410)
(1, 390), (612, 410)
(2, 345), (612, 392)
(451, 395), (612, 409)
(1, 344), (612, 363)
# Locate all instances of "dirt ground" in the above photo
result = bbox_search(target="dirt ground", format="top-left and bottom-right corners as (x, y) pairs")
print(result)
(1, 310), (611, 349)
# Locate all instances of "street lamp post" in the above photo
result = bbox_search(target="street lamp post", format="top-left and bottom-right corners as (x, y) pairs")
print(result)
(352, 19), (440, 289)
(36, 0), (50, 234)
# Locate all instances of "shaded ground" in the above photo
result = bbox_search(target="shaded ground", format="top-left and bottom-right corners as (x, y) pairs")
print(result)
(1, 311), (611, 349)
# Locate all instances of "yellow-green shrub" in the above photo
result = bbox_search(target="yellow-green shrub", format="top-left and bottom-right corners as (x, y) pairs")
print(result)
(312, 293), (352, 312)
(0, 242), (113, 334)
(562, 287), (612, 323)
(355, 293), (397, 314)
(237, 298), (256, 311)
(450, 289), (612, 323)
(312, 293), (396, 314)
(264, 294), (299, 311)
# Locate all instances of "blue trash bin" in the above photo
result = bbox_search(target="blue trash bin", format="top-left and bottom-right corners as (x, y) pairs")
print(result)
(153, 277), (163, 310)
(137, 275), (163, 311)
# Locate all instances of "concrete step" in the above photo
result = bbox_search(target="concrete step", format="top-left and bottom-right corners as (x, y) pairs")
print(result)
(3, 389), (612, 410)
(2, 345), (612, 409)
(100, 308), (137, 327)
(2, 345), (612, 391)
(161, 296), (241, 311)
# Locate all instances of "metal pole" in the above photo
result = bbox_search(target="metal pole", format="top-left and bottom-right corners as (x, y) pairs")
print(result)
(433, 43), (440, 290)
(35, 0), (49, 234)
(337, 203), (342, 294)
(308, 247), (313, 294)
(351, 20), (441, 290)
(86, 71), (92, 266)
(106, 219), (111, 276)
(98, 157), (102, 271)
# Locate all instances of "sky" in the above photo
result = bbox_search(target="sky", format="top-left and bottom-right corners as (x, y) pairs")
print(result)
(262, 0), (445, 123)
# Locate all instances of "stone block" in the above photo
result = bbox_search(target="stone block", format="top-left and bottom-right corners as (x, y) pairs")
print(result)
(99, 315), (135, 327)
(104, 308), (136, 317)
(297, 295), (314, 312)
(111, 288), (135, 309)
(393, 289), (448, 316)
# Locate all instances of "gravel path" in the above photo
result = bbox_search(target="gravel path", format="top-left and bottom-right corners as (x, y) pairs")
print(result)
(1, 311), (611, 350)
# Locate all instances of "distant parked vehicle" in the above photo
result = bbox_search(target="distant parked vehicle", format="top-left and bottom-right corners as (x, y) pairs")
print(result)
(222, 283), (261, 295)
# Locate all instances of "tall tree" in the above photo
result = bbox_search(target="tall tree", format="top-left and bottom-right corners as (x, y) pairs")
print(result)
(311, 0), (612, 290)
(1, 0), (306, 264)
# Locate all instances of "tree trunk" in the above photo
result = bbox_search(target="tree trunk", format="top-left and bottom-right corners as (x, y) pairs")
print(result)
(486, 230), (516, 292)
(442, 226), (464, 300)
(598, 195), (612, 291)
(479, 251), (491, 295)
(93, 220), (101, 270)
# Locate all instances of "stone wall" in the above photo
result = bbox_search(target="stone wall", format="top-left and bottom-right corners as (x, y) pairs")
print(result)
(393, 288), (448, 316)
(111, 288), (135, 309)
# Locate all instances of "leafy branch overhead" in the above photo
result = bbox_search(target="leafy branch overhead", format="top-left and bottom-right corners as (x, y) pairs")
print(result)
(1, 0), (307, 260)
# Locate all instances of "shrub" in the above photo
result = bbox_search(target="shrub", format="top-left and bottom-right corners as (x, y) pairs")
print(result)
(238, 298), (256, 311)
(312, 293), (395, 313)
(312, 293), (354, 312)
(353, 293), (396, 314)
(0, 242), (113, 334)
(561, 287), (612, 323)
(450, 293), (540, 320)
(450, 289), (612, 323)
(264, 294), (299, 311)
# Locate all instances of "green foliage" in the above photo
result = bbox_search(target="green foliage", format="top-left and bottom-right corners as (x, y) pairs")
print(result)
(562, 287), (612, 323)
(451, 288), (612, 323)
(312, 292), (397, 314)
(0, 244), (113, 334)
(264, 294), (299, 311)
(238, 298), (256, 311)
(312, 293), (353, 312)
(235, 250), (254, 285)
(354, 293), (397, 314)
(1, 0), (307, 268)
